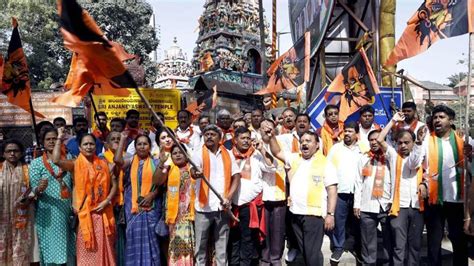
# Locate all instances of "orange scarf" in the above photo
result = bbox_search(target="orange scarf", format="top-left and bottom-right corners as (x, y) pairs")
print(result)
(176, 126), (194, 144)
(166, 163), (195, 224)
(103, 149), (124, 206)
(74, 154), (115, 249)
(320, 120), (344, 155)
(427, 131), (464, 205)
(200, 145), (231, 207)
(220, 128), (234, 144)
(280, 126), (293, 134)
(232, 147), (254, 180)
(362, 151), (386, 198)
(389, 154), (424, 216)
(291, 135), (299, 153)
(130, 155), (155, 213)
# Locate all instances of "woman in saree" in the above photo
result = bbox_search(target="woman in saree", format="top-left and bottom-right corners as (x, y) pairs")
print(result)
(114, 131), (163, 266)
(29, 128), (75, 265)
(155, 144), (195, 266)
(0, 139), (33, 265)
(52, 128), (117, 266)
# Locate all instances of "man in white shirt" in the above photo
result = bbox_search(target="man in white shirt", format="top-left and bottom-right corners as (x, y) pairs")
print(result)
(196, 115), (210, 148)
(354, 129), (392, 265)
(259, 119), (288, 266)
(326, 121), (364, 263)
(277, 107), (296, 134)
(358, 105), (381, 152)
(423, 105), (470, 266)
(249, 108), (264, 140)
(191, 124), (241, 266)
(376, 112), (426, 266)
(263, 124), (337, 266)
(217, 109), (234, 142)
(175, 110), (200, 152)
(228, 127), (275, 266)
(277, 113), (311, 154)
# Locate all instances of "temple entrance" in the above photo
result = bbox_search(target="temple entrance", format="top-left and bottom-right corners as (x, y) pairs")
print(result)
(247, 49), (262, 74)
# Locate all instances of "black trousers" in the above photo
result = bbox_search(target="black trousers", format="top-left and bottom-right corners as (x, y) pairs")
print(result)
(260, 200), (286, 266)
(425, 202), (468, 266)
(291, 214), (324, 266)
(390, 207), (424, 266)
(228, 205), (260, 266)
(360, 209), (392, 265)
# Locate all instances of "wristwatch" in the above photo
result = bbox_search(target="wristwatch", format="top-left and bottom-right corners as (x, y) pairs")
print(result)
(327, 212), (335, 216)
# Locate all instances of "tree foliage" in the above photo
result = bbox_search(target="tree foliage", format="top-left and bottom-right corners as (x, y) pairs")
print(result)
(0, 0), (159, 90)
(446, 72), (467, 88)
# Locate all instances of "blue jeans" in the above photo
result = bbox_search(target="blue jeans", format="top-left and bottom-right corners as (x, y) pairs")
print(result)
(330, 193), (360, 252)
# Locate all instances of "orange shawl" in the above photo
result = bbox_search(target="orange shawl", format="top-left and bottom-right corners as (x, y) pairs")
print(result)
(232, 147), (254, 180)
(427, 131), (464, 205)
(200, 145), (231, 207)
(103, 149), (124, 206)
(74, 154), (115, 249)
(291, 135), (299, 153)
(389, 154), (424, 216)
(130, 155), (155, 213)
(320, 120), (344, 155)
(362, 151), (386, 198)
(166, 163), (195, 224)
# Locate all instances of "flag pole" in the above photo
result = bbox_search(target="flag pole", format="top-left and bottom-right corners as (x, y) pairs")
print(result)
(28, 96), (39, 145)
(464, 32), (473, 220)
(133, 87), (240, 222)
(88, 90), (101, 130)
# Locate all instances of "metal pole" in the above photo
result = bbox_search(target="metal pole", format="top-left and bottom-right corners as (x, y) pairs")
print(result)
(371, 0), (381, 84)
(258, 0), (267, 82)
(464, 33), (473, 221)
(28, 97), (39, 145)
(271, 0), (277, 108)
(133, 87), (239, 222)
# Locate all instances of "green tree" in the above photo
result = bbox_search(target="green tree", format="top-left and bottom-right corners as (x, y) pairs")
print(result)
(0, 1), (69, 90)
(82, 0), (159, 86)
(1, 0), (159, 90)
(446, 72), (467, 88)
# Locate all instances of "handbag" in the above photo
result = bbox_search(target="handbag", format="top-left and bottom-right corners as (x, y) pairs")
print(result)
(69, 195), (87, 230)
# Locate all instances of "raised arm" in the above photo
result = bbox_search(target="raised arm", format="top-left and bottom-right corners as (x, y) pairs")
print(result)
(153, 149), (170, 186)
(114, 131), (128, 167)
(260, 121), (286, 164)
(377, 112), (405, 153)
(52, 127), (74, 172)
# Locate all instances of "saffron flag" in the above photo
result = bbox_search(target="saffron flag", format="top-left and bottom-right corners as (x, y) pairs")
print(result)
(325, 47), (380, 121)
(385, 0), (474, 66)
(186, 77), (218, 121)
(52, 0), (136, 107)
(200, 52), (214, 72)
(1, 18), (44, 118)
(256, 31), (310, 95)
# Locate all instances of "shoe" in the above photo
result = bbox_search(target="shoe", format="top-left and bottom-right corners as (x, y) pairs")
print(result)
(285, 248), (299, 262)
(330, 249), (344, 263)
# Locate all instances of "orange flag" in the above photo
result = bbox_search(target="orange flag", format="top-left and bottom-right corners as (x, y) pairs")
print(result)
(200, 52), (214, 72)
(187, 77), (218, 121)
(326, 47), (380, 121)
(256, 31), (310, 95)
(385, 0), (474, 66)
(52, 0), (137, 107)
(1, 18), (44, 118)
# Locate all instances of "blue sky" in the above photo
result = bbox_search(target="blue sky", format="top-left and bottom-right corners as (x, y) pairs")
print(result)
(148, 0), (469, 84)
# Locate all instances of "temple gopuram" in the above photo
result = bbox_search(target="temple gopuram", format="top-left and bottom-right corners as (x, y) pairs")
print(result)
(155, 37), (194, 89)
(189, 0), (271, 115)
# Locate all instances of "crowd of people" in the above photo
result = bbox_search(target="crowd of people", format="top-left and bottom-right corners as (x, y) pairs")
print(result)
(0, 102), (473, 266)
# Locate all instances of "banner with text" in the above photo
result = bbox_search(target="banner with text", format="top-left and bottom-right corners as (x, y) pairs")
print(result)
(0, 92), (73, 127)
(92, 88), (181, 129)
